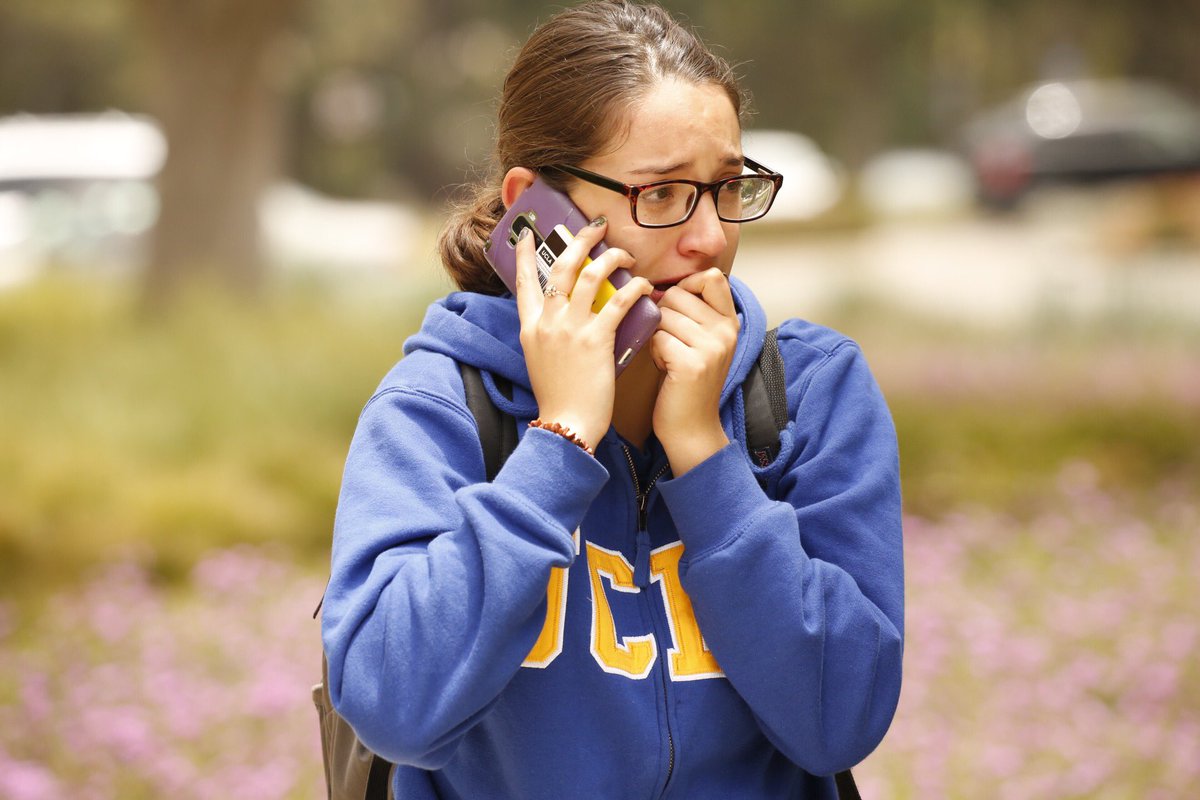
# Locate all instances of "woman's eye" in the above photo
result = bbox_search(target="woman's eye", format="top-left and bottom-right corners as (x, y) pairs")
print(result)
(721, 179), (749, 198)
(643, 185), (682, 204)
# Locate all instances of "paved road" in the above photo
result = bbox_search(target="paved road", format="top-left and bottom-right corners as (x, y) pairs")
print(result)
(736, 185), (1200, 331)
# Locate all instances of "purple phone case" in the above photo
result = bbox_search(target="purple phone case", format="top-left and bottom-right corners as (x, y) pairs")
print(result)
(484, 178), (661, 376)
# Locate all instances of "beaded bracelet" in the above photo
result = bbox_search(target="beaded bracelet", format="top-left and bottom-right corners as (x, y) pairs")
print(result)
(528, 418), (595, 457)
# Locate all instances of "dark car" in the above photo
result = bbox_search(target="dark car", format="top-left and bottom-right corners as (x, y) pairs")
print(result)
(961, 78), (1200, 207)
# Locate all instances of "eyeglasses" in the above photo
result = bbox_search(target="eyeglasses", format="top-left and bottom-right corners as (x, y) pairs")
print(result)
(545, 157), (783, 229)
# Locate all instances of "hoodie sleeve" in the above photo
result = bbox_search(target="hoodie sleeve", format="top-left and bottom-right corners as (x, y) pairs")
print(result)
(321, 364), (609, 769)
(656, 335), (903, 775)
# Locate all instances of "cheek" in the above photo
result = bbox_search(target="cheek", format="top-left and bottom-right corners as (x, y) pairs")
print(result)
(567, 187), (627, 230)
(600, 225), (659, 271)
(718, 225), (740, 274)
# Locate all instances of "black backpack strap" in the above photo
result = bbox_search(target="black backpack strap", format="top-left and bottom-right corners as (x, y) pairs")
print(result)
(365, 754), (394, 800)
(742, 327), (789, 468)
(459, 363), (516, 482)
(834, 769), (862, 800)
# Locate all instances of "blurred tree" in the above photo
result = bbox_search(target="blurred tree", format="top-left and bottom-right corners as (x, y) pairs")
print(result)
(2, 0), (1199, 302)
(132, 0), (301, 308)
(289, 0), (514, 201)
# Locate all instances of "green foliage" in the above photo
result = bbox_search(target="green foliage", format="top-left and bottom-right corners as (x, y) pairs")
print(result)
(3, 276), (1196, 592)
(0, 0), (140, 114)
(0, 277), (425, 590)
(892, 393), (1200, 518)
(841, 310), (1200, 520)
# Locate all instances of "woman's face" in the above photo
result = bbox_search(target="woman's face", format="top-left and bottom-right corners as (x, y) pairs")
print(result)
(566, 79), (743, 303)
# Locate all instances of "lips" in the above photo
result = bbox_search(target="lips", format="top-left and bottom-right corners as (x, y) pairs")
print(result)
(650, 269), (712, 302)
(650, 282), (677, 303)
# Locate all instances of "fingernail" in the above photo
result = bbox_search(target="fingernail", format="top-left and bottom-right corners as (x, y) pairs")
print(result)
(588, 216), (607, 227)
(518, 227), (531, 241)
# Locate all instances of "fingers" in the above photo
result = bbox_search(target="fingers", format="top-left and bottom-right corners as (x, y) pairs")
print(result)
(545, 216), (608, 299)
(650, 316), (734, 379)
(655, 269), (734, 339)
(538, 217), (640, 321)
(513, 228), (542, 322)
(594, 274), (653, 328)
(650, 328), (681, 372)
(672, 268), (736, 317)
(656, 289), (722, 338)
(654, 306), (709, 352)
(571, 250), (637, 316)
(650, 326), (713, 378)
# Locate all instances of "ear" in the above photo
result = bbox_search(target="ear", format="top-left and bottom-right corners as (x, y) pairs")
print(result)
(501, 167), (537, 209)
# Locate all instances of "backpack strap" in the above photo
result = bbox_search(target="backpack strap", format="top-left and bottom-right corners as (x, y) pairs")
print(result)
(459, 363), (516, 482)
(364, 753), (394, 800)
(461, 333), (790, 478)
(835, 769), (863, 800)
(742, 327), (789, 468)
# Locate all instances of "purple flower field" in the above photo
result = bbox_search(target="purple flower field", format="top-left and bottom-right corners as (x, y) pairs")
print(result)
(2, 470), (1196, 799)
(860, 467), (1200, 798)
(0, 548), (328, 800)
(2, 281), (1197, 797)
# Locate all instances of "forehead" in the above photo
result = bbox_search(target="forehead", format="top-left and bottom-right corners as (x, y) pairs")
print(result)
(597, 79), (742, 171)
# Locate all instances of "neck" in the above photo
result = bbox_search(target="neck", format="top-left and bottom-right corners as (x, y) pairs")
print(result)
(611, 347), (662, 451)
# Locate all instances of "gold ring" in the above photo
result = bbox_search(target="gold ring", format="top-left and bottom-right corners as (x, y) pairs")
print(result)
(543, 285), (566, 299)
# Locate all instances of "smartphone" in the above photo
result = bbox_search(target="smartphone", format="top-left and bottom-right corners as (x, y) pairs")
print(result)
(484, 178), (660, 375)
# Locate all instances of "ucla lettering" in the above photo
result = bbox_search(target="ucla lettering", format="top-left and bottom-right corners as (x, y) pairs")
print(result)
(650, 542), (724, 681)
(521, 532), (577, 668)
(586, 542), (658, 678)
(522, 537), (724, 681)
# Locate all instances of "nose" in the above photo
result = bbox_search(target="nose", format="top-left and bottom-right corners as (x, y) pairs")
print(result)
(679, 190), (728, 258)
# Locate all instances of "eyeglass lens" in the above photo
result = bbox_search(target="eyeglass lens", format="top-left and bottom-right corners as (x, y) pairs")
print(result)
(636, 176), (776, 226)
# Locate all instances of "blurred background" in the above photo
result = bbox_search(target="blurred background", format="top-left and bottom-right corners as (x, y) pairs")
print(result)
(1, 0), (1197, 797)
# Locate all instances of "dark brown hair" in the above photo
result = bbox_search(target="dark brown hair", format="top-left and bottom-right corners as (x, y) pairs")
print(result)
(437, 0), (746, 294)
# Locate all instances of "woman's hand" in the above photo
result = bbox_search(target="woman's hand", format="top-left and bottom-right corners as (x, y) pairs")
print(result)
(651, 268), (739, 475)
(514, 219), (653, 449)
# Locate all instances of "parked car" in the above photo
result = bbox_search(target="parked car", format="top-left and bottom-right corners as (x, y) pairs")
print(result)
(961, 78), (1200, 207)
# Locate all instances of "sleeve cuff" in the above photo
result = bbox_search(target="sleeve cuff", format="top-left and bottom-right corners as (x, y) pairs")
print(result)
(492, 426), (610, 530)
(657, 441), (766, 555)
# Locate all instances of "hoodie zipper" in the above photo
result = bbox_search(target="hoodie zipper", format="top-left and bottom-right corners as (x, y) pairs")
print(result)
(620, 444), (675, 793)
(621, 445), (669, 587)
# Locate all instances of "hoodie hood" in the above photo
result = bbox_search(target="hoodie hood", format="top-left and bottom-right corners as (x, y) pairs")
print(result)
(402, 276), (769, 416)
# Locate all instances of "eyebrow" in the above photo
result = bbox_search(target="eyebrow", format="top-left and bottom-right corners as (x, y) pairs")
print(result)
(628, 154), (745, 177)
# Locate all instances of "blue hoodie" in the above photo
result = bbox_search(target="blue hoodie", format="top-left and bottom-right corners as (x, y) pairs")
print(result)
(322, 277), (903, 799)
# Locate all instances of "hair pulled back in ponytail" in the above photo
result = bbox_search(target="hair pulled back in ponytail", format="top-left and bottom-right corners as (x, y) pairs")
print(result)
(438, 185), (508, 295)
(437, 0), (746, 294)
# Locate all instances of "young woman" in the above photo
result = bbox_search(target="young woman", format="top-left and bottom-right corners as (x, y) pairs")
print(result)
(322, 2), (903, 798)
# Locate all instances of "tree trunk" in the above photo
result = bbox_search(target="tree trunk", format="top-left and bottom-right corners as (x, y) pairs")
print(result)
(134, 0), (299, 309)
